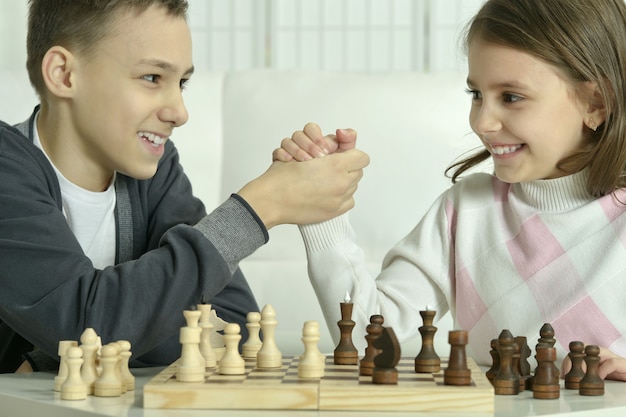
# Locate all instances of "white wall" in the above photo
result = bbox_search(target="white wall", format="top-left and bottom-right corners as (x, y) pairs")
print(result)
(0, 1), (28, 72)
(0, 0), (483, 73)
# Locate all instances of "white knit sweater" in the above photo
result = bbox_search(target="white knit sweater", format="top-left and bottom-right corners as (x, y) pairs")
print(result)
(300, 171), (626, 366)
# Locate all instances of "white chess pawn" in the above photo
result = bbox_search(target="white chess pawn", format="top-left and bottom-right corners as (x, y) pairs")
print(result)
(256, 304), (282, 369)
(109, 342), (127, 394)
(300, 320), (326, 364)
(94, 344), (122, 397)
(60, 346), (87, 400)
(116, 340), (135, 391)
(55, 340), (77, 392)
(218, 323), (246, 375)
(79, 328), (99, 395)
(242, 311), (262, 360)
(298, 320), (325, 379)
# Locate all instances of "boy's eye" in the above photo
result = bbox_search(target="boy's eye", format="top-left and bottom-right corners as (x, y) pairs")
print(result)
(180, 78), (190, 90)
(503, 93), (523, 103)
(142, 74), (159, 83)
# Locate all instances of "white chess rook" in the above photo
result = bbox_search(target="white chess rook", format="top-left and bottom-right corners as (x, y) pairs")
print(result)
(177, 310), (205, 382)
(54, 340), (78, 392)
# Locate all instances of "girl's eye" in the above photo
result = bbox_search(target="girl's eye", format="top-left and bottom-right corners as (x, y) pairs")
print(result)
(142, 74), (159, 83)
(180, 78), (190, 91)
(465, 88), (482, 100)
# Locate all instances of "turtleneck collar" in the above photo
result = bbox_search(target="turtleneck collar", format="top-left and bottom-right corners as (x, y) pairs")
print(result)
(512, 170), (594, 212)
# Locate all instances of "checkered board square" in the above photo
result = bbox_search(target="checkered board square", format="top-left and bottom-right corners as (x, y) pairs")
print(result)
(143, 356), (494, 412)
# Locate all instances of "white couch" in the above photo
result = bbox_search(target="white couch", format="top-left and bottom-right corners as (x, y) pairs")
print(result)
(0, 69), (480, 356)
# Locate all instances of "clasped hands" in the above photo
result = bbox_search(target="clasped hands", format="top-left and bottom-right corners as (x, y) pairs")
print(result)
(238, 123), (369, 229)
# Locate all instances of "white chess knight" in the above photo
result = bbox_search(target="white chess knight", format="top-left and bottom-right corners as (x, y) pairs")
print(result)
(196, 304), (226, 361)
(298, 320), (325, 379)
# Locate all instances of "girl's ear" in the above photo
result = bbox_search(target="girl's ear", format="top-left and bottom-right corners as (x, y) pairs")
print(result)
(41, 46), (77, 99)
(582, 81), (607, 131)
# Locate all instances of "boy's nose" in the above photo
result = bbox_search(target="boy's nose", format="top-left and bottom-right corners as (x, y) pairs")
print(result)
(159, 90), (189, 127)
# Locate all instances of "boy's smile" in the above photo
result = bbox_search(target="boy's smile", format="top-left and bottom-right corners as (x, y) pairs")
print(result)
(38, 4), (193, 191)
(467, 40), (590, 183)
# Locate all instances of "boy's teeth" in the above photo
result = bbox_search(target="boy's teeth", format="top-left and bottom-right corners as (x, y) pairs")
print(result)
(139, 131), (166, 146)
(491, 144), (522, 155)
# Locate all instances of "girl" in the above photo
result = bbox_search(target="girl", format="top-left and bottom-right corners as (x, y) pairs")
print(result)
(275, 0), (626, 381)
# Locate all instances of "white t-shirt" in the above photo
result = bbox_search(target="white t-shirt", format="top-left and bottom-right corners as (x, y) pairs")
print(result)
(33, 116), (116, 269)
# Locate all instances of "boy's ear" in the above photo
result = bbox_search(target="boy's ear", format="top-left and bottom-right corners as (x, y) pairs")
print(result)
(41, 46), (77, 99)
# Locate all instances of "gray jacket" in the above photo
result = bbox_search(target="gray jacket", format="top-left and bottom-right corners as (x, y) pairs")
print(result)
(0, 110), (263, 372)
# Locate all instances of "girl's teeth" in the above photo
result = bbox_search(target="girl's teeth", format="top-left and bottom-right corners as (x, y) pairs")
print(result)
(491, 144), (522, 155)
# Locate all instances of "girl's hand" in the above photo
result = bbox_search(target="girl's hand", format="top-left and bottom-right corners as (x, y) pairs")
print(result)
(561, 346), (626, 382)
(273, 122), (357, 162)
(597, 347), (626, 381)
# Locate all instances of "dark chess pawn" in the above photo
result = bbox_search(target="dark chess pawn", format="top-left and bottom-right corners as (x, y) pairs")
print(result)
(414, 309), (441, 373)
(579, 345), (604, 396)
(493, 329), (519, 395)
(564, 341), (586, 390)
(359, 314), (384, 376)
(443, 330), (471, 386)
(372, 326), (401, 385)
(532, 346), (560, 399)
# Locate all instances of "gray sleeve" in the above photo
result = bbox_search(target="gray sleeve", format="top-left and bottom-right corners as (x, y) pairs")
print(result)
(194, 194), (269, 273)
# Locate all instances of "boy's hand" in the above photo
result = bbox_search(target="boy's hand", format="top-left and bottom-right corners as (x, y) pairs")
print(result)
(561, 346), (626, 382)
(273, 122), (358, 162)
(239, 148), (369, 229)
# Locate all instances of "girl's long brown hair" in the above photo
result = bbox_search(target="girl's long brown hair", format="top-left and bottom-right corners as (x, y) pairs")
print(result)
(447, 0), (626, 197)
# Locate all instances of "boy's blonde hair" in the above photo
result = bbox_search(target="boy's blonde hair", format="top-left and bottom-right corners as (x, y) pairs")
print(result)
(448, 0), (626, 197)
(27, 0), (188, 99)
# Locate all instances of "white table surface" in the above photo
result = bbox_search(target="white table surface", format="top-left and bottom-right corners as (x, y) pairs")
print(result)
(1, 367), (625, 417)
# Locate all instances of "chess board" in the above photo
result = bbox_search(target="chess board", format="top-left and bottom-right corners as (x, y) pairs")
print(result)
(143, 356), (494, 412)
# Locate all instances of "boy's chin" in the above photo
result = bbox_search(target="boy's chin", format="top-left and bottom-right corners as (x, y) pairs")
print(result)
(120, 166), (158, 180)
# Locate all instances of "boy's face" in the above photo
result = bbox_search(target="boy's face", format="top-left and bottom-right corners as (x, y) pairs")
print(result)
(68, 5), (193, 185)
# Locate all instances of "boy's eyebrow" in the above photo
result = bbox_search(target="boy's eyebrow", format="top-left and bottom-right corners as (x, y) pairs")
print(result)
(137, 58), (195, 76)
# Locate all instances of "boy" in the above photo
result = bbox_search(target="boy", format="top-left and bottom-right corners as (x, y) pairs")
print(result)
(0, 0), (369, 373)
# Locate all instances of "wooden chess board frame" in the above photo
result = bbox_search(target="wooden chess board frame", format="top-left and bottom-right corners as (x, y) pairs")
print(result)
(143, 356), (494, 412)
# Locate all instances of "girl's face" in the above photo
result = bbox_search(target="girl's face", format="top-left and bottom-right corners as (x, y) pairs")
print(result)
(467, 39), (589, 183)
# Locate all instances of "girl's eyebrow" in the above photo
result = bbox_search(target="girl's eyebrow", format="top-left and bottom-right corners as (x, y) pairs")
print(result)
(466, 77), (530, 91)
